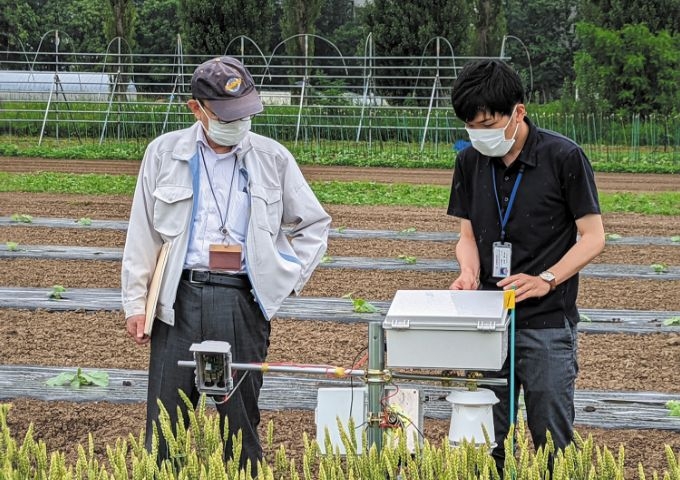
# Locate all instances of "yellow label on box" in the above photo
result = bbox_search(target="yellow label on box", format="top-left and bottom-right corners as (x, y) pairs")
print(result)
(503, 289), (516, 309)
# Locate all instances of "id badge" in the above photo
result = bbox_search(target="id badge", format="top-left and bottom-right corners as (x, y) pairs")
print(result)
(492, 241), (512, 278)
(209, 244), (242, 271)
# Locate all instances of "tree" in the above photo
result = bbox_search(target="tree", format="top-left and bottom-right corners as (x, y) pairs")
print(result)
(32, 0), (109, 55)
(362, 0), (474, 104)
(313, 0), (364, 58)
(280, 0), (324, 58)
(505, 0), (580, 101)
(574, 22), (680, 115)
(135, 0), (178, 56)
(472, 0), (506, 57)
(0, 0), (39, 55)
(104, 0), (137, 49)
(179, 0), (276, 58)
(134, 0), (180, 92)
(581, 0), (680, 34)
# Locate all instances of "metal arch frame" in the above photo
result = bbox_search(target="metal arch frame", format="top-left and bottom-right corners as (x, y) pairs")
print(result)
(262, 34), (349, 145)
(500, 34), (534, 97)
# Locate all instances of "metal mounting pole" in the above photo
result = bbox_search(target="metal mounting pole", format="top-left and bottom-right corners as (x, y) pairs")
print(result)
(366, 322), (385, 452)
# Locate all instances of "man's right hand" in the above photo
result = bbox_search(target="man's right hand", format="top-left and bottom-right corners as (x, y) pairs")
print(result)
(449, 271), (480, 290)
(125, 314), (150, 345)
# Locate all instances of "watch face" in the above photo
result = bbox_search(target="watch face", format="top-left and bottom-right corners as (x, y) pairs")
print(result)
(540, 272), (555, 282)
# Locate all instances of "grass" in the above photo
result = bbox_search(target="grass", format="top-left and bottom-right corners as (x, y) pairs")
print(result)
(1, 172), (679, 215)
(2, 136), (680, 172)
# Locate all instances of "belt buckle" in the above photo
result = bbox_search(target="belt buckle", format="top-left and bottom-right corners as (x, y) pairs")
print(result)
(188, 269), (206, 284)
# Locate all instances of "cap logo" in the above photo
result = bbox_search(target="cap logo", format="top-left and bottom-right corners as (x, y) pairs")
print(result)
(224, 77), (242, 94)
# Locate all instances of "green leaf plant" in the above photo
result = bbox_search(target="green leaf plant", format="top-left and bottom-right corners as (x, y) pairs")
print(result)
(650, 263), (669, 274)
(666, 400), (680, 417)
(343, 293), (379, 313)
(10, 213), (33, 223)
(398, 254), (417, 264)
(45, 368), (109, 388)
(49, 285), (67, 300)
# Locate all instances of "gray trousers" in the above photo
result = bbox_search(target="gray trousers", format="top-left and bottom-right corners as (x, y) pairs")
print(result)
(146, 278), (270, 474)
(486, 317), (578, 473)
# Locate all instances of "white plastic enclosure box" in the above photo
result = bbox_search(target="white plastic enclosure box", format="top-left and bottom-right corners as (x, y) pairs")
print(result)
(383, 290), (510, 370)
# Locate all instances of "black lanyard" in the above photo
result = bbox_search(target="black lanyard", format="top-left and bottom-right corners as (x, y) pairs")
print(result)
(200, 146), (238, 236)
(491, 163), (525, 243)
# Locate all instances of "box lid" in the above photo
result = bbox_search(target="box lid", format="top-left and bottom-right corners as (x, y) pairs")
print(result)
(383, 290), (509, 331)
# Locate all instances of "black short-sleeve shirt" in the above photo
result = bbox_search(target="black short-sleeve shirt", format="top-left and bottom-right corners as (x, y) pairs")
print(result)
(447, 117), (601, 328)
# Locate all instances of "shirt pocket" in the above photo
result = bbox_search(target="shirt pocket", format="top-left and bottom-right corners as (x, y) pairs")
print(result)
(250, 185), (282, 234)
(153, 185), (193, 236)
(226, 190), (250, 242)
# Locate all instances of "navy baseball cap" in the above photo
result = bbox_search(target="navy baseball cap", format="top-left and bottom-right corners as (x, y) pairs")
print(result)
(191, 56), (263, 122)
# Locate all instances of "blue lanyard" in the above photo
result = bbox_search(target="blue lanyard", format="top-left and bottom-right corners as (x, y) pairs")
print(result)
(491, 163), (525, 243)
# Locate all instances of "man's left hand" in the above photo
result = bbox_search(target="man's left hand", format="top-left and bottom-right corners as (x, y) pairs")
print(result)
(497, 273), (551, 302)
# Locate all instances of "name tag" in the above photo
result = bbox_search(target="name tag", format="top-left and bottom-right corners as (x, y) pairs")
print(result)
(492, 241), (512, 278)
(209, 244), (242, 271)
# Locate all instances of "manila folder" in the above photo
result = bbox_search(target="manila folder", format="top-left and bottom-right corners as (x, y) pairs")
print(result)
(144, 242), (171, 336)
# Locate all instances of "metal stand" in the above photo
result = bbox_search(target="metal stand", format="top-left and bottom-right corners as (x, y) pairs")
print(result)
(38, 31), (81, 146)
(366, 322), (385, 450)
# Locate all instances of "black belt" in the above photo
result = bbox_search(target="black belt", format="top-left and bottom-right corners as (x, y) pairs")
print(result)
(181, 269), (251, 289)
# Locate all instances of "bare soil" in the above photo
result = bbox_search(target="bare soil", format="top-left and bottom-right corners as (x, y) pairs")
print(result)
(1, 158), (679, 477)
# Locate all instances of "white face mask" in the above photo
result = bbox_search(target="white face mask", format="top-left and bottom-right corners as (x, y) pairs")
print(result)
(199, 103), (251, 146)
(465, 106), (520, 157)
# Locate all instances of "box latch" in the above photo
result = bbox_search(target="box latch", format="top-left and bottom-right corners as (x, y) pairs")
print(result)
(389, 318), (411, 329)
(476, 320), (497, 331)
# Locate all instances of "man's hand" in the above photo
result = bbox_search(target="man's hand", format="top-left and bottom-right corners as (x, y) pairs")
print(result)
(125, 314), (150, 345)
(496, 273), (551, 302)
(450, 271), (480, 290)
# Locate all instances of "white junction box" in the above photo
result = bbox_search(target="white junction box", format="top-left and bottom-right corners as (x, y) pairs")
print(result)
(384, 387), (424, 452)
(383, 290), (510, 371)
(315, 387), (367, 454)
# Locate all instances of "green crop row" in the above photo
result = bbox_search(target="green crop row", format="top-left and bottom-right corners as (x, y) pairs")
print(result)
(2, 172), (679, 215)
(2, 398), (678, 480)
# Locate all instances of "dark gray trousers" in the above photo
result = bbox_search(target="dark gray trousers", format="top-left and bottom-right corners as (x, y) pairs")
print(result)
(146, 278), (270, 474)
(487, 317), (578, 473)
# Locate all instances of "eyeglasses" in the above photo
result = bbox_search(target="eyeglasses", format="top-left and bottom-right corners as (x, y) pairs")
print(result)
(198, 102), (254, 124)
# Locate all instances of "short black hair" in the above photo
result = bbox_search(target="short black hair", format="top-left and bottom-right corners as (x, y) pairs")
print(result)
(451, 60), (525, 123)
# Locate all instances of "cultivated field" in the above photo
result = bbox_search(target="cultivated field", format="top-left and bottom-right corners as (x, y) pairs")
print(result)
(1, 158), (679, 477)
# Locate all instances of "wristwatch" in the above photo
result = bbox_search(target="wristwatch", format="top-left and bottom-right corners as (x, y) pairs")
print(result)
(539, 271), (557, 290)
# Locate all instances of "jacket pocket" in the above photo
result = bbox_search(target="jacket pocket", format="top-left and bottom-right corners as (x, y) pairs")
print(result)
(153, 185), (193, 236)
(250, 185), (282, 234)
